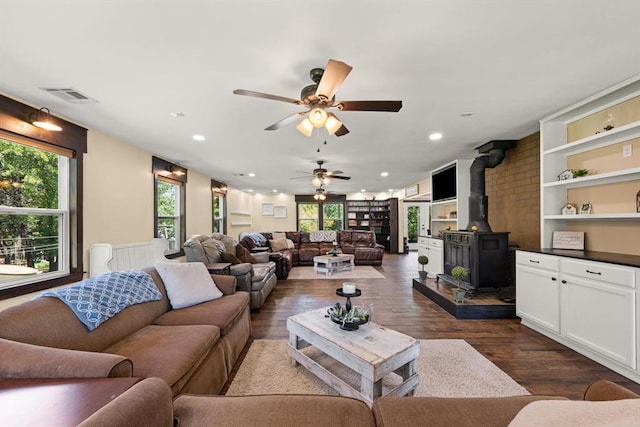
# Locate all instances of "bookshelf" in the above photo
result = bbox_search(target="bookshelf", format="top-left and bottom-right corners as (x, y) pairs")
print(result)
(346, 198), (398, 252)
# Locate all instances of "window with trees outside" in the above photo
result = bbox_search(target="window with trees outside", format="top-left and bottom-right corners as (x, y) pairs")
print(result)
(212, 180), (227, 234)
(295, 194), (346, 232)
(0, 138), (68, 290)
(153, 157), (187, 256)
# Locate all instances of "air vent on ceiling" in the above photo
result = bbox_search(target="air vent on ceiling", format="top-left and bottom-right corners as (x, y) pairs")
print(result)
(40, 87), (99, 104)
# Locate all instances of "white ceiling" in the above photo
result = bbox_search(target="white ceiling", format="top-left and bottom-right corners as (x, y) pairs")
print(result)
(2, 1), (640, 196)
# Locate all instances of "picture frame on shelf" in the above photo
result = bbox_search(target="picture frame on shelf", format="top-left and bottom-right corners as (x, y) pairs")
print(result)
(558, 169), (574, 180)
(561, 204), (577, 215)
(579, 202), (592, 215)
(552, 231), (585, 250)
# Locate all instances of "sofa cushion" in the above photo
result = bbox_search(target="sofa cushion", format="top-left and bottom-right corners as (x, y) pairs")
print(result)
(271, 232), (286, 240)
(269, 238), (289, 252)
(155, 263), (223, 309)
(202, 238), (226, 262)
(209, 233), (238, 254)
(174, 394), (376, 427)
(153, 292), (250, 336)
(103, 324), (220, 396)
(221, 252), (242, 265)
(286, 238), (296, 249)
(508, 399), (640, 427)
(236, 245), (257, 263)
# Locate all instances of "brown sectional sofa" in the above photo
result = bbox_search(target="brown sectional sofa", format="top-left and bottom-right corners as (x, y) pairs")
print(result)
(0, 266), (251, 397)
(240, 229), (385, 270)
(30, 377), (638, 426)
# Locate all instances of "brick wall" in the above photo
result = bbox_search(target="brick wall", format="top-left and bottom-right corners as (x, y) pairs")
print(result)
(484, 132), (540, 250)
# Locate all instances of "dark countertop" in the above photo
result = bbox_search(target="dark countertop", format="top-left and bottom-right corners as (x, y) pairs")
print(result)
(518, 248), (640, 269)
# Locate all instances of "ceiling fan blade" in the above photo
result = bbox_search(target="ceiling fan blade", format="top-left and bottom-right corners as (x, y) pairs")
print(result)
(315, 59), (353, 101)
(335, 124), (349, 137)
(265, 111), (306, 131)
(233, 89), (302, 105)
(336, 100), (403, 112)
(331, 175), (351, 180)
(326, 170), (344, 175)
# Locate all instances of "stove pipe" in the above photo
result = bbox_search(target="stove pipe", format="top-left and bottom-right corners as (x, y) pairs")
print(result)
(465, 140), (517, 232)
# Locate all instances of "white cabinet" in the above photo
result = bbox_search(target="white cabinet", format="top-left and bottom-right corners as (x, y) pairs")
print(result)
(516, 252), (561, 333)
(516, 250), (639, 382)
(417, 236), (443, 278)
(429, 159), (473, 237)
(539, 75), (640, 251)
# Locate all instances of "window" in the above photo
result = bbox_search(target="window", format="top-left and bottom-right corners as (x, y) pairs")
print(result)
(323, 203), (343, 230)
(0, 139), (68, 290)
(153, 157), (187, 256)
(0, 95), (86, 299)
(212, 180), (227, 234)
(298, 203), (319, 231)
(295, 195), (346, 231)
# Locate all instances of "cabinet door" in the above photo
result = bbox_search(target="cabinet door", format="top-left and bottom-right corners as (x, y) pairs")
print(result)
(427, 238), (444, 277)
(516, 265), (561, 333)
(561, 276), (636, 369)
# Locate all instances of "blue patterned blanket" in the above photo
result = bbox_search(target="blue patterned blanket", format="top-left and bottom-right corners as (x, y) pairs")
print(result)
(39, 270), (162, 331)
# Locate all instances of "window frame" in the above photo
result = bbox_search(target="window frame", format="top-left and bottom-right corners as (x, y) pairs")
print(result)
(152, 156), (187, 258)
(294, 194), (346, 231)
(211, 179), (227, 234)
(0, 94), (87, 300)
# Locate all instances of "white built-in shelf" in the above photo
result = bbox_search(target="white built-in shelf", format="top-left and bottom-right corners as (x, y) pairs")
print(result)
(431, 218), (458, 222)
(430, 199), (458, 207)
(544, 213), (640, 220)
(543, 120), (640, 156)
(230, 211), (252, 216)
(544, 167), (640, 189)
(230, 221), (252, 226)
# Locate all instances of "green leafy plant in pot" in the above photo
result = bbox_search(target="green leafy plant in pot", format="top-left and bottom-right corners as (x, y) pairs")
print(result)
(417, 255), (429, 281)
(451, 266), (468, 303)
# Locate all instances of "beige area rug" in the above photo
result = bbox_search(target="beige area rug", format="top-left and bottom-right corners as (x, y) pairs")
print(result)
(286, 266), (385, 280)
(225, 339), (530, 398)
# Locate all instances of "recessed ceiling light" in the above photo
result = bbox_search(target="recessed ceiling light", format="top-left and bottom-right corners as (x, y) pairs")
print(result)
(380, 172), (389, 177)
(429, 132), (443, 141)
(248, 173), (256, 177)
(170, 112), (185, 117)
(247, 189), (253, 193)
(192, 134), (205, 141)
(388, 189), (394, 192)
(272, 189), (278, 193)
(361, 189), (366, 192)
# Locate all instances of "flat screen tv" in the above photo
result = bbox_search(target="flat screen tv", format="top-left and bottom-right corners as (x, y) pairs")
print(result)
(432, 164), (457, 202)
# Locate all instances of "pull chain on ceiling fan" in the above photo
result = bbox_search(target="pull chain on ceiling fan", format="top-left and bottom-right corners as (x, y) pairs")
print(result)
(233, 59), (402, 137)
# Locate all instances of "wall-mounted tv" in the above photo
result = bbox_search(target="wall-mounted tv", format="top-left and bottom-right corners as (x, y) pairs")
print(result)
(432, 164), (457, 202)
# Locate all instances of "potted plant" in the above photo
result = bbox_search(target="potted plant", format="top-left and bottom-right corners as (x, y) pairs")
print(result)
(417, 255), (429, 280)
(451, 266), (468, 303)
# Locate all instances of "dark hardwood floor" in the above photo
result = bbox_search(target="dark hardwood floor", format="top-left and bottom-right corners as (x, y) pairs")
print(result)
(247, 252), (640, 400)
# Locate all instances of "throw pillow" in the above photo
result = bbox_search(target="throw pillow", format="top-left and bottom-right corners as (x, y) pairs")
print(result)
(201, 239), (226, 263)
(155, 262), (223, 309)
(269, 238), (289, 252)
(285, 238), (295, 249)
(236, 244), (257, 264)
(221, 252), (242, 265)
(272, 232), (286, 241)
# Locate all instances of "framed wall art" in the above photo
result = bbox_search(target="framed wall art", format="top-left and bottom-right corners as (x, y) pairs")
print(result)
(552, 231), (585, 250)
(273, 206), (287, 218)
(261, 203), (274, 216)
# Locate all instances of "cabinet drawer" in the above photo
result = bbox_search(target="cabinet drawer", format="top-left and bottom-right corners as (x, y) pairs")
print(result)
(417, 236), (429, 245)
(427, 238), (443, 248)
(516, 251), (559, 271)
(562, 259), (635, 288)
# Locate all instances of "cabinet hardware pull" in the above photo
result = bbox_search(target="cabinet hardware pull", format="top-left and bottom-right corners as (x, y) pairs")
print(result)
(586, 270), (602, 275)
(561, 280), (567, 284)
(529, 259), (540, 263)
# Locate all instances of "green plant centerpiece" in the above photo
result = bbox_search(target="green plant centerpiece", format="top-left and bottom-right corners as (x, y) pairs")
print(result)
(326, 302), (371, 331)
(572, 168), (590, 178)
(451, 266), (468, 303)
(417, 255), (429, 281)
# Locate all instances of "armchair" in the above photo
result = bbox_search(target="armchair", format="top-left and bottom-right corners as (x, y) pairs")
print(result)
(184, 234), (277, 309)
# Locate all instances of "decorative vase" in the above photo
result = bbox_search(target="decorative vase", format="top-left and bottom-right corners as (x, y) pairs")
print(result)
(418, 270), (428, 281)
(454, 288), (466, 303)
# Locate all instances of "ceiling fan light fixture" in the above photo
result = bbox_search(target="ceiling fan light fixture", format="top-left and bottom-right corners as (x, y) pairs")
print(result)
(308, 108), (328, 128)
(296, 118), (313, 137)
(322, 177), (331, 186)
(312, 176), (322, 188)
(325, 114), (342, 135)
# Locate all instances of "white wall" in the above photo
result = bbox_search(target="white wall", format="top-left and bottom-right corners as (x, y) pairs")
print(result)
(251, 193), (297, 232)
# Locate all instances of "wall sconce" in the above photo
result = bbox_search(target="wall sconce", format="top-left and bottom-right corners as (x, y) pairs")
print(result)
(29, 107), (62, 131)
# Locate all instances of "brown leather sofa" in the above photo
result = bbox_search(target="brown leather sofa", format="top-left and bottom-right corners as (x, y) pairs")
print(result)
(0, 266), (251, 397)
(239, 230), (385, 270)
(9, 378), (634, 426)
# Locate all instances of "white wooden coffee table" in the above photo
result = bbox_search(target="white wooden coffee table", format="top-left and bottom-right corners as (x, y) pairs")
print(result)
(313, 254), (355, 276)
(287, 308), (419, 406)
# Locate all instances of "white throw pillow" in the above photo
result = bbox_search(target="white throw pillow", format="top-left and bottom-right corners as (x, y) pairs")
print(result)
(269, 238), (289, 252)
(285, 238), (295, 249)
(155, 262), (223, 309)
(272, 232), (286, 241)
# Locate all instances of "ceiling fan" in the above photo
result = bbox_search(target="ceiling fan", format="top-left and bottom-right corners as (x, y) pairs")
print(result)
(233, 59), (402, 137)
(291, 160), (351, 188)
